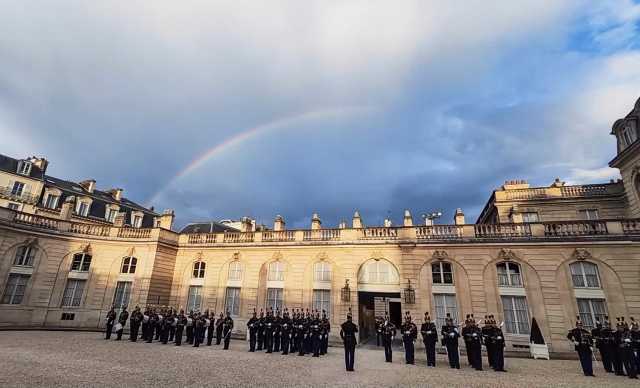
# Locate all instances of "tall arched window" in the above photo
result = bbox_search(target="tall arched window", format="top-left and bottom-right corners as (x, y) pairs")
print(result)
(71, 253), (92, 272)
(432, 261), (453, 284)
(268, 261), (284, 281)
(497, 262), (522, 287)
(193, 261), (206, 278)
(314, 261), (331, 282)
(121, 257), (137, 274)
(228, 261), (242, 281)
(570, 262), (600, 288)
(358, 259), (399, 284)
(14, 245), (36, 267)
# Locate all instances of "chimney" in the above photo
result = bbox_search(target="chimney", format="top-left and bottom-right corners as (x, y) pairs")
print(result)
(454, 208), (465, 225)
(403, 210), (413, 227)
(311, 213), (322, 230)
(274, 215), (285, 231)
(29, 157), (49, 173)
(156, 209), (175, 230)
(61, 196), (75, 220)
(352, 211), (363, 229)
(338, 220), (347, 229)
(113, 188), (123, 201)
(79, 179), (96, 193)
(240, 217), (254, 232)
(383, 218), (392, 227)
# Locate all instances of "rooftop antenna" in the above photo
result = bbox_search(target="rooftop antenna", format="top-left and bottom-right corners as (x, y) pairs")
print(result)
(421, 210), (443, 226)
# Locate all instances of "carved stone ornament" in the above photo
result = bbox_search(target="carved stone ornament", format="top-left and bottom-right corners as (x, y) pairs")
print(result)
(371, 251), (384, 261)
(498, 248), (518, 261)
(432, 250), (449, 261)
(572, 248), (592, 261)
(272, 251), (283, 261)
(232, 252), (240, 261)
(195, 251), (204, 261)
(316, 252), (329, 261)
(127, 247), (136, 257)
(24, 237), (39, 247)
(81, 244), (92, 254)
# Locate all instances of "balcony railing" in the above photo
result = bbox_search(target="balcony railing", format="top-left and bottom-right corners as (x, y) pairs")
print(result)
(14, 212), (59, 230)
(262, 230), (295, 242)
(475, 224), (532, 238)
(69, 222), (111, 237)
(223, 231), (255, 243)
(417, 225), (463, 240)
(544, 221), (608, 237)
(0, 186), (40, 205)
(622, 219), (640, 234)
(303, 229), (341, 241)
(361, 227), (398, 240)
(188, 233), (217, 244)
(117, 228), (152, 239)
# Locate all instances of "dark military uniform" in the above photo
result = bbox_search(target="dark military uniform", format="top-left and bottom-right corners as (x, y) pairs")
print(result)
(381, 317), (396, 362)
(320, 311), (330, 355)
(375, 316), (383, 347)
(146, 311), (158, 343)
(175, 311), (187, 346)
(215, 313), (224, 345)
(488, 316), (506, 372)
(273, 311), (282, 353)
(116, 308), (129, 340)
(265, 311), (275, 353)
(593, 318), (614, 373)
(247, 311), (259, 352)
(421, 313), (438, 367)
(105, 308), (116, 340)
(615, 317), (638, 378)
(207, 312), (215, 346)
(223, 313), (234, 350)
(462, 315), (483, 371)
(168, 309), (176, 342)
(185, 312), (194, 344)
(297, 314), (308, 356)
(401, 314), (418, 365)
(340, 312), (358, 371)
(311, 313), (322, 357)
(257, 311), (265, 351)
(193, 314), (204, 347)
(281, 311), (292, 355)
(129, 307), (142, 342)
(441, 315), (460, 369)
(567, 318), (594, 377)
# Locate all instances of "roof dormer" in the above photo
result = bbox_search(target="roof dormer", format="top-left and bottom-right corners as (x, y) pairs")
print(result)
(17, 160), (32, 176)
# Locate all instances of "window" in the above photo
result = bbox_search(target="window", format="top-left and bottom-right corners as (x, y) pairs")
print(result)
(313, 289), (331, 316)
(44, 194), (59, 209)
(621, 126), (637, 147)
(7, 203), (20, 211)
(432, 262), (454, 285)
(121, 257), (137, 274)
(225, 287), (240, 316)
(17, 161), (32, 176)
(14, 245), (36, 267)
(521, 212), (539, 223)
(62, 279), (85, 307)
(266, 288), (283, 311)
(228, 261), (242, 281)
(71, 253), (92, 272)
(577, 298), (607, 330)
(187, 286), (202, 311)
(497, 262), (522, 287)
(579, 209), (599, 220)
(2, 274), (29, 304)
(193, 261), (206, 278)
(433, 293), (458, 328)
(113, 281), (132, 310)
(76, 202), (89, 217)
(106, 208), (118, 223)
(132, 215), (142, 228)
(11, 182), (24, 197)
(268, 261), (284, 281)
(314, 262), (331, 282)
(501, 295), (530, 334)
(570, 262), (600, 288)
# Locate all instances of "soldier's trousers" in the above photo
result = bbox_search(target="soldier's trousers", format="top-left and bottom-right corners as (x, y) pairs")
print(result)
(274, 334), (281, 352)
(155, 325), (160, 340)
(193, 328), (201, 347)
(494, 346), (505, 372)
(383, 339), (392, 362)
(289, 336), (297, 353)
(321, 335), (328, 355)
(281, 335), (289, 354)
(106, 323), (114, 339)
(216, 329), (223, 345)
(446, 343), (460, 368)
(130, 323), (139, 342)
(298, 336), (305, 356)
(161, 328), (169, 344)
(145, 325), (153, 343)
(470, 344), (482, 370)
(265, 333), (273, 353)
(169, 326), (176, 342)
(344, 341), (356, 371)
(622, 349), (637, 378)
(403, 338), (414, 364)
(577, 349), (593, 376)
(376, 333), (381, 347)
(186, 326), (193, 344)
(613, 349), (625, 375)
(312, 334), (321, 357)
(257, 333), (264, 351)
(175, 326), (184, 346)
(599, 346), (613, 372)
(486, 343), (495, 368)
(424, 341), (436, 366)
(249, 331), (257, 352)
(223, 334), (231, 350)
(207, 327), (214, 346)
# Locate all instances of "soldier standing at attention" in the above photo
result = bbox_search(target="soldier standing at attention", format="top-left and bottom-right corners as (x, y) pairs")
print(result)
(160, 311), (171, 344)
(265, 309), (275, 353)
(129, 306), (143, 342)
(206, 311), (216, 346)
(281, 309), (292, 355)
(257, 309), (265, 351)
(481, 315), (494, 369)
(567, 316), (595, 377)
(105, 305), (117, 340)
(375, 315), (383, 347)
(185, 311), (194, 344)
(340, 309), (358, 372)
(616, 317), (638, 379)
(489, 315), (507, 372)
(311, 310), (322, 357)
(193, 312), (203, 347)
(598, 317), (615, 374)
(168, 308), (176, 342)
(116, 306), (129, 341)
(462, 314), (483, 371)
(273, 309), (282, 353)
(175, 309), (187, 346)
(146, 310), (157, 343)
(441, 314), (460, 369)
(320, 310), (330, 355)
(223, 311), (234, 350)
(421, 312), (438, 367)
(215, 312), (224, 345)
(247, 309), (259, 352)
(401, 312), (418, 365)
(381, 313), (396, 363)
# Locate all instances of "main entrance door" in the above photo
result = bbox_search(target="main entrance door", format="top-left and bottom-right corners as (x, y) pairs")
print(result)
(358, 291), (401, 343)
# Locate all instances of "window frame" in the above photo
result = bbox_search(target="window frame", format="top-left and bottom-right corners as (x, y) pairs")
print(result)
(569, 261), (601, 289)
(132, 214), (143, 228)
(76, 201), (90, 217)
(70, 253), (92, 272)
(266, 287), (284, 311)
(228, 261), (242, 281)
(193, 261), (206, 278)
(62, 279), (86, 307)
(268, 261), (285, 281)
(314, 261), (331, 282)
(521, 212), (539, 223)
(312, 289), (331, 316)
(113, 281), (132, 310)
(2, 273), (30, 304)
(433, 293), (458, 328)
(14, 245), (36, 267)
(44, 194), (59, 209)
(17, 161), (32, 176)
(225, 287), (241, 316)
(576, 298), (607, 330)
(501, 295), (530, 335)
(106, 208), (118, 223)
(11, 181), (25, 197)
(121, 257), (137, 274)
(187, 285), (203, 311)
(432, 261), (454, 285)
(497, 261), (523, 287)
(578, 209), (599, 221)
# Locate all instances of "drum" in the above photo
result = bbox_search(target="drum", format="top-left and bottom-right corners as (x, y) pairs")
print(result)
(205, 319), (211, 327)
(187, 318), (193, 327)
(172, 317), (178, 327)
(114, 323), (123, 332)
(143, 314), (149, 323)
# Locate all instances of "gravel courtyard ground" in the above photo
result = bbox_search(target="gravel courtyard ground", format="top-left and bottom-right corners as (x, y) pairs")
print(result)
(0, 331), (637, 387)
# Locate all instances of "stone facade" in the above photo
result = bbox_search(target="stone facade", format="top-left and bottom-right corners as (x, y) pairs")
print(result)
(1, 97), (640, 357)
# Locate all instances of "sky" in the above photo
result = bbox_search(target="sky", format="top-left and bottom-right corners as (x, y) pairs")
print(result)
(1, 1), (640, 229)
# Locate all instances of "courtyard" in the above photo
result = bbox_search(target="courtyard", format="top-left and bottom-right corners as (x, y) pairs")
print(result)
(0, 331), (637, 387)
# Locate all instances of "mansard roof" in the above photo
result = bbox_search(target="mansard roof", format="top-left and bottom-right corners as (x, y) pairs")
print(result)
(0, 154), (46, 180)
(180, 221), (239, 234)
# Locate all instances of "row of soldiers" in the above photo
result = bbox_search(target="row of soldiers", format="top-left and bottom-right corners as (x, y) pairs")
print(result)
(568, 315), (640, 378)
(246, 308), (331, 356)
(105, 305), (234, 349)
(375, 312), (507, 372)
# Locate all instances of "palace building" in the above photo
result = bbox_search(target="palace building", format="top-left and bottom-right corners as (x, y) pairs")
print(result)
(1, 97), (639, 355)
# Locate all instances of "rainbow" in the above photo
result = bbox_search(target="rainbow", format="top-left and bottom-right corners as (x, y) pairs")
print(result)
(147, 106), (373, 206)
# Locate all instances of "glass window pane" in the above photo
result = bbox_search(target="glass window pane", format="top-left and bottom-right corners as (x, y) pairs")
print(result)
(225, 287), (240, 316)
(187, 286), (202, 311)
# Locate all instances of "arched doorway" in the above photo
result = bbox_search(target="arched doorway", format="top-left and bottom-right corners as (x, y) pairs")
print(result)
(357, 258), (401, 343)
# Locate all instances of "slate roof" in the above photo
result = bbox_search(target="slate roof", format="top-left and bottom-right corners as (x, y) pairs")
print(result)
(0, 154), (46, 180)
(180, 222), (239, 234)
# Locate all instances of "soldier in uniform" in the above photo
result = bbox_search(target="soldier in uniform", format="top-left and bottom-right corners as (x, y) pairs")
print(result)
(115, 306), (129, 341)
(264, 308), (275, 353)
(281, 308), (292, 355)
(154, 308), (162, 340)
(381, 313), (396, 363)
(105, 305), (117, 340)
(185, 311), (194, 344)
(160, 311), (171, 344)
(167, 308), (176, 342)
(631, 318), (640, 377)
(247, 309), (259, 352)
(420, 312), (438, 367)
(592, 317), (613, 373)
(215, 312), (224, 345)
(311, 310), (322, 357)
(175, 309), (187, 346)
(320, 310), (330, 355)
(616, 317), (638, 379)
(146, 309), (157, 343)
(273, 309), (282, 353)
(207, 310), (216, 346)
(567, 315), (595, 377)
(489, 315), (507, 372)
(257, 309), (265, 351)
(375, 315), (383, 347)
(462, 314), (483, 371)
(223, 311), (234, 350)
(441, 313), (460, 369)
(297, 311), (307, 356)
(401, 312), (418, 365)
(290, 309), (300, 354)
(481, 315), (494, 369)
(340, 308), (358, 371)
(191, 312), (202, 347)
(129, 306), (142, 342)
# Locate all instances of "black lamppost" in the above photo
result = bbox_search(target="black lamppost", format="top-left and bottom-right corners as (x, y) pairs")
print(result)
(341, 279), (351, 302)
(404, 279), (415, 304)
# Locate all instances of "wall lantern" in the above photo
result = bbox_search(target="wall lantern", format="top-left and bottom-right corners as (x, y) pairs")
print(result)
(341, 279), (351, 302)
(404, 279), (415, 304)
